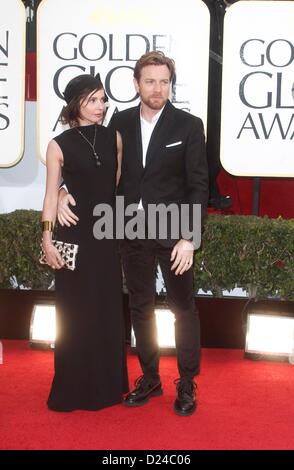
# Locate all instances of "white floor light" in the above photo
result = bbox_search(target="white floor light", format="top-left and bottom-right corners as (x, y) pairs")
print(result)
(30, 303), (56, 349)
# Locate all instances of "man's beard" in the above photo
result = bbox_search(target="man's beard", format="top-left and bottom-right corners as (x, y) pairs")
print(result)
(141, 95), (168, 110)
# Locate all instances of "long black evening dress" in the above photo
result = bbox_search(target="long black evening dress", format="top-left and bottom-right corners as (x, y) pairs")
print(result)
(47, 124), (128, 411)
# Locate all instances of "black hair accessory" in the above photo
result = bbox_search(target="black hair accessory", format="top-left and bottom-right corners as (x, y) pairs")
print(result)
(63, 73), (105, 104)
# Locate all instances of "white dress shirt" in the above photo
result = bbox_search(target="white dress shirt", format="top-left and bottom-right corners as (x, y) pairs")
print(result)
(138, 107), (164, 209)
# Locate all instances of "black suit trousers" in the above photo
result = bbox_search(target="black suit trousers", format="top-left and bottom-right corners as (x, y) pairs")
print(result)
(120, 239), (201, 380)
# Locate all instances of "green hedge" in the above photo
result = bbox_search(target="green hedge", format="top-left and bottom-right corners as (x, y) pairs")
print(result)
(0, 210), (53, 290)
(0, 210), (293, 299)
(194, 214), (294, 300)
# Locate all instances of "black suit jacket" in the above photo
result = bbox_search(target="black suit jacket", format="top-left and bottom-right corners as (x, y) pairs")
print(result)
(111, 100), (208, 246)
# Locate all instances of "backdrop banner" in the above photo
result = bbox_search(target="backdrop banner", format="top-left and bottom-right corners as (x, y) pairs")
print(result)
(0, 0), (26, 167)
(37, 0), (210, 162)
(221, 1), (294, 177)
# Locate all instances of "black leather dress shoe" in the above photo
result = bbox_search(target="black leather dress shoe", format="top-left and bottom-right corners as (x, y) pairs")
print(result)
(208, 194), (232, 210)
(174, 378), (197, 416)
(123, 375), (163, 407)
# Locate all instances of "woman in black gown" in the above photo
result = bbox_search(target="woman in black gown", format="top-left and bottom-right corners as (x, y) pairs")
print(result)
(41, 73), (129, 411)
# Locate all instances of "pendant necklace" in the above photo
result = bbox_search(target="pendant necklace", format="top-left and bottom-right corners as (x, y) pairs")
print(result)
(75, 124), (101, 167)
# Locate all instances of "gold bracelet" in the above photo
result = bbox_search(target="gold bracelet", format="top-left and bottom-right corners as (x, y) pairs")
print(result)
(42, 221), (54, 232)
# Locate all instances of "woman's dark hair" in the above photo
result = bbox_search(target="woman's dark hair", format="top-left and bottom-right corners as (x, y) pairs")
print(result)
(60, 74), (107, 127)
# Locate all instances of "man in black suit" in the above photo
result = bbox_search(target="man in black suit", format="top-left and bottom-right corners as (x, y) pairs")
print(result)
(58, 51), (208, 416)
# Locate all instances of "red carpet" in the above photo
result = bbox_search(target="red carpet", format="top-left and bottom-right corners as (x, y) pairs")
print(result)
(1, 340), (294, 450)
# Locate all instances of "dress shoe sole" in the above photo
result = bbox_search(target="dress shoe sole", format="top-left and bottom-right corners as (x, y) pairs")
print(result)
(123, 388), (163, 407)
(174, 403), (196, 417)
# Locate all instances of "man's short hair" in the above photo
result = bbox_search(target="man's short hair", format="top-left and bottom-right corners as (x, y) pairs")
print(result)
(134, 51), (176, 83)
